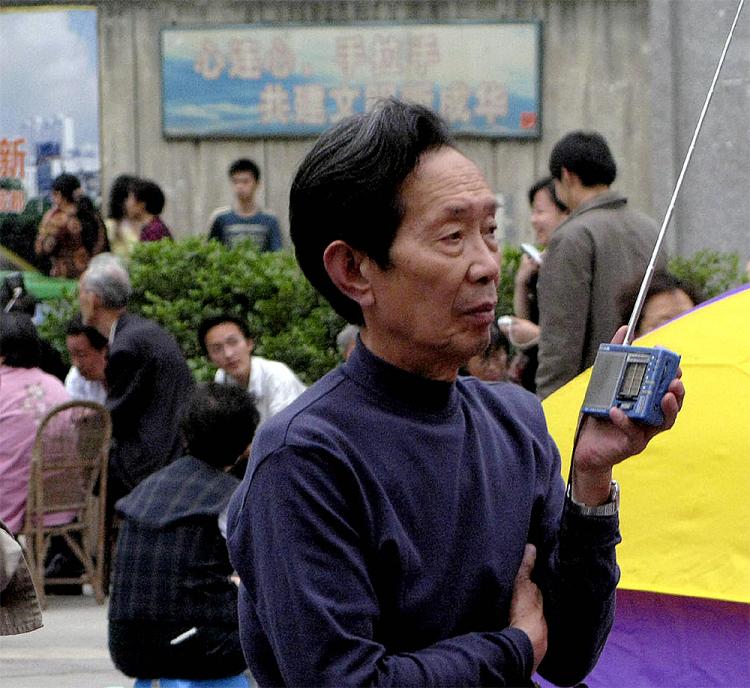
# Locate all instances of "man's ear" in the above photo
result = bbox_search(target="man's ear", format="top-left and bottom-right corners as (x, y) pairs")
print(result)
(323, 240), (375, 309)
(561, 167), (578, 187)
(90, 291), (104, 312)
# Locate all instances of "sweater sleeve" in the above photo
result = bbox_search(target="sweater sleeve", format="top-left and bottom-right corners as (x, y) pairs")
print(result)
(228, 447), (536, 687)
(538, 509), (620, 686)
(536, 227), (594, 399)
(531, 426), (621, 686)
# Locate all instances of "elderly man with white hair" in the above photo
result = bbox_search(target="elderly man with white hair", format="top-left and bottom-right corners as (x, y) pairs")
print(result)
(78, 253), (194, 502)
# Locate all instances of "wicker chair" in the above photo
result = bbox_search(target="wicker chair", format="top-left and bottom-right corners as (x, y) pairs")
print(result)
(20, 400), (111, 608)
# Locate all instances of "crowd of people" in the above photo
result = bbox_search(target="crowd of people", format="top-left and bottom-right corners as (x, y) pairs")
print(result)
(31, 155), (283, 281)
(0, 100), (697, 686)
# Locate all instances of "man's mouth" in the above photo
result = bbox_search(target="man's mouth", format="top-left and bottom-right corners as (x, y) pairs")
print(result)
(462, 301), (497, 324)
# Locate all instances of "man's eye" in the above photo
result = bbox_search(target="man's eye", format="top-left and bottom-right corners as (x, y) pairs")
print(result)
(483, 226), (499, 242)
(443, 231), (462, 242)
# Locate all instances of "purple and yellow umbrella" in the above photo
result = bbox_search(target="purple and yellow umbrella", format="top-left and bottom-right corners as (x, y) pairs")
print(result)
(542, 284), (750, 687)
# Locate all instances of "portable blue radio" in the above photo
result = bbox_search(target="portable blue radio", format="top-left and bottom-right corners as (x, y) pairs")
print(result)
(578, 0), (746, 425)
(581, 344), (681, 426)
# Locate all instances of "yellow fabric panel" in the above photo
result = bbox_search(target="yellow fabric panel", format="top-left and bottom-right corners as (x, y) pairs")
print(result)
(542, 287), (750, 603)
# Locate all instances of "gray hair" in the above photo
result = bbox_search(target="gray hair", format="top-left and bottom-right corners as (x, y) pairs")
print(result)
(80, 253), (131, 309)
(336, 324), (359, 355)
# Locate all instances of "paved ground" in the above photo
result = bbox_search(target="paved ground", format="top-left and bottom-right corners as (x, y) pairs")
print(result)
(0, 590), (130, 688)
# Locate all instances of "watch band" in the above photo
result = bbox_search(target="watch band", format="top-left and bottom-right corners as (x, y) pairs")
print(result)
(567, 480), (620, 517)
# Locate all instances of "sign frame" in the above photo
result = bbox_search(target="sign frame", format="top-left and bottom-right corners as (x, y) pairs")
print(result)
(160, 20), (543, 140)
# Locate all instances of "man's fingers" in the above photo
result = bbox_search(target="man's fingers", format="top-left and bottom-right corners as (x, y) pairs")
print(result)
(610, 326), (628, 345)
(517, 543), (537, 580)
(660, 392), (680, 429)
(668, 378), (686, 408)
(608, 406), (636, 434)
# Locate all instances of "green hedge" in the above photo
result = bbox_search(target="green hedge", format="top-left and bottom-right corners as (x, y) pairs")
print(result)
(39, 239), (345, 383)
(36, 240), (745, 384)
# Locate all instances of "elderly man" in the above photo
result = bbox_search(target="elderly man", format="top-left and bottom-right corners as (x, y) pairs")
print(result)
(78, 254), (194, 501)
(226, 100), (684, 687)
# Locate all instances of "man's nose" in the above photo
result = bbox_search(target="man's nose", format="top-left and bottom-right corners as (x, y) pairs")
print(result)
(468, 235), (500, 284)
(220, 342), (237, 356)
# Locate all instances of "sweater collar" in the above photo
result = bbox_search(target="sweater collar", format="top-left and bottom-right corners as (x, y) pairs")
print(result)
(344, 339), (458, 416)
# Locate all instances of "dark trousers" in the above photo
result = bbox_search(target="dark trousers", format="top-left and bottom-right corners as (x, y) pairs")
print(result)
(109, 619), (246, 679)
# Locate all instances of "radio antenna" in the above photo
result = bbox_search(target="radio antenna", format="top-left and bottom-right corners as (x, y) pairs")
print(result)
(624, 0), (746, 345)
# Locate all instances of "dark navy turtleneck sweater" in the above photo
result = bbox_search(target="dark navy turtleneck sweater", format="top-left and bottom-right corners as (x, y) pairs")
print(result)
(227, 341), (620, 687)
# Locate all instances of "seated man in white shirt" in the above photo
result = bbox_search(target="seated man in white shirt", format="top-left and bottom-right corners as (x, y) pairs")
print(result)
(198, 314), (306, 426)
(64, 315), (108, 405)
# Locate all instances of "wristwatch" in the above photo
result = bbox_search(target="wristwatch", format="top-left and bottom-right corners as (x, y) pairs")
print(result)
(567, 480), (620, 517)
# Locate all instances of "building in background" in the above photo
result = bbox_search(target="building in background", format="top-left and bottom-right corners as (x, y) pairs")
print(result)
(22, 114), (100, 202)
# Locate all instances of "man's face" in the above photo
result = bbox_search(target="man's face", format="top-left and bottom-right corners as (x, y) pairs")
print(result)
(204, 322), (254, 383)
(231, 172), (258, 205)
(66, 334), (107, 382)
(361, 147), (500, 379)
(78, 281), (96, 326)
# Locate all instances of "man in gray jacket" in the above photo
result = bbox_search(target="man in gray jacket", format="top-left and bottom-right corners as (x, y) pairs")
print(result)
(536, 131), (665, 399)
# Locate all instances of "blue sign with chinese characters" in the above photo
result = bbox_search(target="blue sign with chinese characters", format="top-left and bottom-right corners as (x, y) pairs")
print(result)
(161, 22), (541, 138)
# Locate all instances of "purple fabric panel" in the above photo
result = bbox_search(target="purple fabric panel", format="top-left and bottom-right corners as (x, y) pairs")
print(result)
(536, 589), (750, 688)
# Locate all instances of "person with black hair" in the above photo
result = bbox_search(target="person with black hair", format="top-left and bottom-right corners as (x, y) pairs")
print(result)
(105, 174), (140, 260)
(461, 320), (511, 382)
(108, 383), (259, 681)
(75, 195), (110, 255)
(0, 312), (71, 535)
(500, 177), (569, 393)
(126, 178), (173, 242)
(198, 314), (305, 427)
(34, 173), (108, 277)
(64, 314), (108, 404)
(0, 273), (67, 382)
(536, 131), (666, 398)
(207, 158), (282, 251)
(225, 100), (684, 687)
(620, 271), (701, 339)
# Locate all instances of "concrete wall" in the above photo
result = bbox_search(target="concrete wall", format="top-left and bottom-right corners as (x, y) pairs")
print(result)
(95, 0), (658, 248)
(649, 0), (749, 259)
(8, 0), (748, 260)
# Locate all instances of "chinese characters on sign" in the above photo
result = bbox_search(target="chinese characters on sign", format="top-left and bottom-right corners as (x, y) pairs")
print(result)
(0, 138), (26, 213)
(162, 23), (541, 138)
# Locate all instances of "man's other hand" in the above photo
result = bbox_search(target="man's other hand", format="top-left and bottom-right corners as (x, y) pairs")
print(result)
(510, 544), (548, 672)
